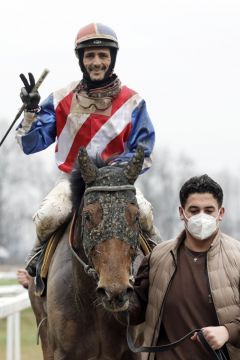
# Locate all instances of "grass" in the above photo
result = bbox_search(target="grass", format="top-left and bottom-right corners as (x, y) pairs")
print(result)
(0, 278), (43, 360)
(0, 279), (18, 286)
(0, 308), (43, 360)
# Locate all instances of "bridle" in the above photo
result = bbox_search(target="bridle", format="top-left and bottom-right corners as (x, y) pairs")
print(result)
(68, 184), (137, 280)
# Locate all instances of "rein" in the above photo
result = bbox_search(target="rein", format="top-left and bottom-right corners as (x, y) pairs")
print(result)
(68, 211), (98, 279)
(126, 313), (227, 359)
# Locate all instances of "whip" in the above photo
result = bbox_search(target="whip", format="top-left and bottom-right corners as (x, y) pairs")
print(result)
(0, 68), (50, 147)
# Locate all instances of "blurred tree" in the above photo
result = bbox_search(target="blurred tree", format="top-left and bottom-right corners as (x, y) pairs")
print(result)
(137, 146), (196, 239)
(215, 170), (240, 239)
(0, 119), (56, 262)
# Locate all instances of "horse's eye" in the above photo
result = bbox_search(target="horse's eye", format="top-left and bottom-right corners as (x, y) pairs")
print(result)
(84, 213), (91, 222)
(135, 212), (140, 223)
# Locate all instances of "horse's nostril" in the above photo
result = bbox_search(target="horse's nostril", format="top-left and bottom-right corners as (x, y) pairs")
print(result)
(97, 286), (133, 306)
(126, 286), (133, 296)
(96, 286), (107, 298)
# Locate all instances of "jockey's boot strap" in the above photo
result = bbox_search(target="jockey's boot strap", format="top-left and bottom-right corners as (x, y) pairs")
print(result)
(25, 245), (43, 277)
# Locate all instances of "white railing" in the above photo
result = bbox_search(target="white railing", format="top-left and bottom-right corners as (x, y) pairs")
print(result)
(0, 274), (31, 360)
(0, 272), (17, 281)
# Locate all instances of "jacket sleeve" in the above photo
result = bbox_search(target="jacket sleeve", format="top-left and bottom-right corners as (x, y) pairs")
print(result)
(110, 99), (155, 173)
(224, 273), (240, 347)
(224, 255), (240, 348)
(16, 94), (57, 154)
(129, 254), (150, 324)
(224, 319), (240, 348)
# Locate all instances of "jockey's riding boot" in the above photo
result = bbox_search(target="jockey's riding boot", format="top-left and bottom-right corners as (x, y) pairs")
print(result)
(149, 225), (162, 244)
(25, 240), (45, 277)
(136, 188), (162, 246)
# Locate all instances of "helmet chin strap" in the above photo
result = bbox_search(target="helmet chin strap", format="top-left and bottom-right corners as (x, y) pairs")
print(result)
(81, 73), (117, 90)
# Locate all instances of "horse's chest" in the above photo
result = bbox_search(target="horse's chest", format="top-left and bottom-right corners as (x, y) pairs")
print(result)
(51, 309), (134, 359)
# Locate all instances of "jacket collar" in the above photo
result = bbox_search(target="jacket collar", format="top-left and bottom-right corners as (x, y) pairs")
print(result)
(171, 229), (222, 261)
(207, 230), (222, 258)
(170, 230), (186, 262)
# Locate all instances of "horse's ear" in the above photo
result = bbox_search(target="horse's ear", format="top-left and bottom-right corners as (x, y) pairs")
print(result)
(123, 146), (145, 184)
(78, 147), (98, 184)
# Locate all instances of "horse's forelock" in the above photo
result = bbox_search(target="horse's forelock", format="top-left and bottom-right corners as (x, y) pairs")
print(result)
(70, 156), (111, 210)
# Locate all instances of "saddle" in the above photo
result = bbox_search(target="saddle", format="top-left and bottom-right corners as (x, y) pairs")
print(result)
(35, 224), (67, 296)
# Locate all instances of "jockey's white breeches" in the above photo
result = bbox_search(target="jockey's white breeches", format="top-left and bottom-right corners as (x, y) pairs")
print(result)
(33, 177), (158, 242)
(33, 178), (72, 241)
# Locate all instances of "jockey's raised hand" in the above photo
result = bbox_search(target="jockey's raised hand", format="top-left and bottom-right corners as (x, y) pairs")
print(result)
(19, 72), (40, 111)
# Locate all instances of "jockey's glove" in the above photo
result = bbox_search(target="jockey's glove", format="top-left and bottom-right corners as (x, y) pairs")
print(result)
(19, 72), (41, 111)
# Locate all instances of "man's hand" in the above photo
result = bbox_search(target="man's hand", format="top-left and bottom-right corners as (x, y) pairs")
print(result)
(191, 326), (229, 350)
(17, 268), (31, 289)
(19, 72), (40, 110)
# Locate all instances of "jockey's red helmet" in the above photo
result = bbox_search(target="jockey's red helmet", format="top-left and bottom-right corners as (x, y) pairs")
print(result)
(75, 23), (119, 58)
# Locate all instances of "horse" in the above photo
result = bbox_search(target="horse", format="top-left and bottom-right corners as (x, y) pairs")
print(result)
(28, 146), (146, 360)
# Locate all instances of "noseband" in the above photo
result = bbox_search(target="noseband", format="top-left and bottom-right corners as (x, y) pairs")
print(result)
(69, 184), (137, 279)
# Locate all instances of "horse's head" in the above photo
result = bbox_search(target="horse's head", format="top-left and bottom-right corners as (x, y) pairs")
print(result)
(72, 147), (144, 312)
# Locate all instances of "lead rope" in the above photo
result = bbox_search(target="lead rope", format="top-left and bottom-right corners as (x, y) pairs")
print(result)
(68, 211), (98, 279)
(126, 313), (227, 359)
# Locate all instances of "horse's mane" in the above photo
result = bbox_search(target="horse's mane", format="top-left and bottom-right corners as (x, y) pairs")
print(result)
(70, 155), (109, 210)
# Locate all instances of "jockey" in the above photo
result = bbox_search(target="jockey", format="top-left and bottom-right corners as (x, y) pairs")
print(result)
(16, 23), (160, 276)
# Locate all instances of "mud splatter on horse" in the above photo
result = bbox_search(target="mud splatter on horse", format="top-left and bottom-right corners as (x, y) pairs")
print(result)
(29, 147), (145, 359)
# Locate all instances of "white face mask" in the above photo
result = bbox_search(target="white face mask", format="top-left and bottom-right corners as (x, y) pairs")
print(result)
(183, 211), (220, 240)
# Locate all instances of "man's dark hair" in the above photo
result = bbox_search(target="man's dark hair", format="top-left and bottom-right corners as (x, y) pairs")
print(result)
(179, 174), (223, 208)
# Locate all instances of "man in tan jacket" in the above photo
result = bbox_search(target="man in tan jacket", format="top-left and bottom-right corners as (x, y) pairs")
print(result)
(128, 174), (240, 360)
